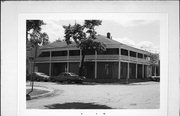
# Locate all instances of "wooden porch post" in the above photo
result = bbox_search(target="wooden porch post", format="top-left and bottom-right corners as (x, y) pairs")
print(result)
(95, 51), (97, 79)
(49, 51), (52, 76)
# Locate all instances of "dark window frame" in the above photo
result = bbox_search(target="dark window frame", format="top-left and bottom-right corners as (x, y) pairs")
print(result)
(138, 53), (143, 58)
(121, 49), (128, 56)
(85, 49), (95, 55)
(38, 51), (50, 57)
(98, 48), (119, 55)
(69, 50), (80, 56)
(52, 51), (67, 57)
(130, 51), (136, 57)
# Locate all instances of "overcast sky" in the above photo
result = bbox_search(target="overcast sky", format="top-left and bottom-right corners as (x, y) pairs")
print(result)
(41, 20), (160, 53)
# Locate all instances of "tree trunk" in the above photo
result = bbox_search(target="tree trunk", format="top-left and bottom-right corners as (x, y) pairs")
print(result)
(79, 51), (85, 76)
(27, 45), (38, 95)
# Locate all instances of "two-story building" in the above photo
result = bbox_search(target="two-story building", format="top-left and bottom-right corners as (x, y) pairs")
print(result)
(33, 33), (154, 82)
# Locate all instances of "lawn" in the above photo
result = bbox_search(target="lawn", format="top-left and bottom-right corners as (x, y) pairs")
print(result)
(26, 88), (49, 96)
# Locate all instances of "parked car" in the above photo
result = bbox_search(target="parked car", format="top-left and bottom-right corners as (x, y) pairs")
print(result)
(50, 72), (86, 84)
(150, 76), (160, 82)
(28, 72), (50, 82)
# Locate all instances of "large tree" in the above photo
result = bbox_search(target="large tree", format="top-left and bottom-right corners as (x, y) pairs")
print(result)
(63, 20), (106, 76)
(26, 20), (46, 99)
(26, 20), (45, 42)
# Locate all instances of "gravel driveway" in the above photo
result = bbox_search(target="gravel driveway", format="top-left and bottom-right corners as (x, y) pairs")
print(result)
(26, 81), (159, 109)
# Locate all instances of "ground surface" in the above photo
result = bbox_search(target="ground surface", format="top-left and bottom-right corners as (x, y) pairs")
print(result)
(26, 81), (159, 109)
(26, 88), (49, 96)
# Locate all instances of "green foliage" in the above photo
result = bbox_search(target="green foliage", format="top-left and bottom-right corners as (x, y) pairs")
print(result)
(150, 53), (159, 65)
(26, 20), (49, 46)
(63, 20), (106, 76)
(40, 32), (49, 45)
(26, 20), (45, 32)
(63, 20), (106, 52)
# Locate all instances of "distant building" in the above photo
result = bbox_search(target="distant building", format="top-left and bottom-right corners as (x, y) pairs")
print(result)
(29, 33), (159, 81)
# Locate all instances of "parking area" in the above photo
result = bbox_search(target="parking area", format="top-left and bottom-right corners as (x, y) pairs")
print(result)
(26, 81), (160, 109)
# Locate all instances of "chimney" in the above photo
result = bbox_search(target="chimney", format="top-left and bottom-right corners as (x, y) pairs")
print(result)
(107, 32), (112, 39)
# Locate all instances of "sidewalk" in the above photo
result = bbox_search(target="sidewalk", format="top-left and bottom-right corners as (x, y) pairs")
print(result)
(26, 86), (54, 100)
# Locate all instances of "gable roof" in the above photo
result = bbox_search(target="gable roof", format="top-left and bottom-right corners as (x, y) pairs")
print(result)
(40, 34), (122, 49)
(39, 34), (152, 55)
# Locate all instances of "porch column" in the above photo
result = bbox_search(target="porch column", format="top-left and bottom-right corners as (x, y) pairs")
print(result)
(118, 47), (121, 79)
(95, 51), (97, 79)
(67, 50), (69, 72)
(135, 53), (138, 79)
(127, 50), (130, 80)
(142, 64), (144, 78)
(136, 63), (138, 79)
(49, 51), (52, 76)
(127, 62), (130, 80)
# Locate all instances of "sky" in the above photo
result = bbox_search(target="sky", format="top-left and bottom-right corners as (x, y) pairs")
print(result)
(41, 20), (160, 53)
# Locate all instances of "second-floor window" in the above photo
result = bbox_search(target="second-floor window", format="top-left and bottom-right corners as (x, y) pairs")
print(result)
(52, 51), (67, 57)
(130, 51), (136, 57)
(138, 53), (143, 58)
(39, 51), (50, 57)
(121, 49), (128, 56)
(69, 50), (80, 56)
(144, 54), (147, 59)
(98, 48), (119, 55)
(85, 50), (95, 55)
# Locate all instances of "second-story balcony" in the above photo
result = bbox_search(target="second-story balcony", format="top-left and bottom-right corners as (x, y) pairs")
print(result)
(51, 56), (68, 61)
(97, 55), (119, 60)
(36, 57), (50, 62)
(69, 56), (81, 61)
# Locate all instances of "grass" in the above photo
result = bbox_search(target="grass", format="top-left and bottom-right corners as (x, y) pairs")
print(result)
(26, 88), (49, 96)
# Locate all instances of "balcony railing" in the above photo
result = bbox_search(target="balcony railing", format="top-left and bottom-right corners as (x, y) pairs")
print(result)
(69, 56), (81, 61)
(51, 56), (68, 61)
(97, 55), (119, 60)
(36, 55), (150, 63)
(36, 57), (50, 62)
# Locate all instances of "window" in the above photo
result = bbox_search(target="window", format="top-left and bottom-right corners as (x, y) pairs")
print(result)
(85, 49), (95, 55)
(98, 48), (119, 55)
(39, 52), (50, 57)
(69, 50), (80, 56)
(138, 53), (143, 58)
(121, 49), (128, 56)
(144, 54), (147, 59)
(52, 51), (67, 56)
(130, 51), (136, 57)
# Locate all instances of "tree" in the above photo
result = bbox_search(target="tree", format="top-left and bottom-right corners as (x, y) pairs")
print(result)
(26, 20), (46, 100)
(149, 53), (159, 76)
(26, 20), (45, 44)
(63, 20), (106, 76)
(40, 32), (50, 45)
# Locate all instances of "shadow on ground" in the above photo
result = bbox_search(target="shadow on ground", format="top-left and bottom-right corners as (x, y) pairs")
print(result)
(44, 102), (112, 109)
